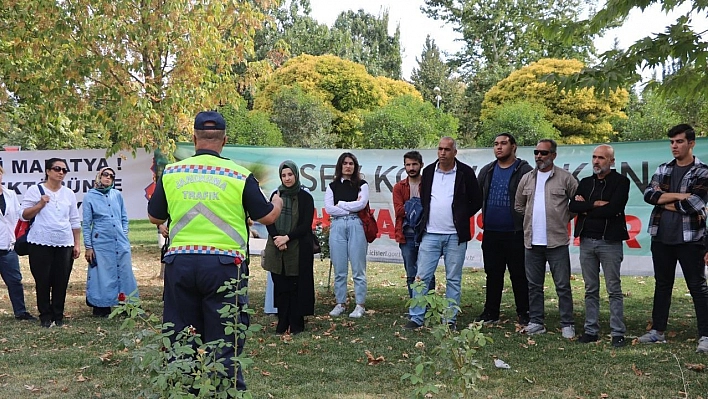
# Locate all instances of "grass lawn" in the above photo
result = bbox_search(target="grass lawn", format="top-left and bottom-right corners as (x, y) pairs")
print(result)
(1, 220), (707, 398)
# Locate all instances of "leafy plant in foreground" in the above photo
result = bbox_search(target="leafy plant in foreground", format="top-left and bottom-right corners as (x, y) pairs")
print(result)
(402, 281), (493, 398)
(114, 276), (260, 398)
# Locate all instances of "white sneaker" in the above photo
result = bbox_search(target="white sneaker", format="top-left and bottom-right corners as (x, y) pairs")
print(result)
(561, 325), (575, 339)
(522, 322), (546, 335)
(329, 304), (346, 317)
(349, 305), (366, 318)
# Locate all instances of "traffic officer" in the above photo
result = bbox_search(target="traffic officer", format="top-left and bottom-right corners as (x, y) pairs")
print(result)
(148, 110), (282, 391)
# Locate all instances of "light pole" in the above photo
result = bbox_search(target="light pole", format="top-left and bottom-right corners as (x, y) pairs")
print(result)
(433, 86), (442, 109)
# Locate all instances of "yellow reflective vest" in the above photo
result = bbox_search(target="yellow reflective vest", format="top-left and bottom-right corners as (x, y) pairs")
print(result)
(162, 154), (251, 263)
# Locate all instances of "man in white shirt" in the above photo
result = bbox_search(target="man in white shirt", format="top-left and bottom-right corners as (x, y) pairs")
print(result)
(514, 139), (578, 338)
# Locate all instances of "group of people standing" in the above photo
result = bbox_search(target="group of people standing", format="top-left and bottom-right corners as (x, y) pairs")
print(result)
(0, 158), (138, 328)
(394, 126), (708, 354)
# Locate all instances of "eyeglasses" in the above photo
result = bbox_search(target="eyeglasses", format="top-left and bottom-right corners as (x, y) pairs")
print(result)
(533, 150), (552, 156)
(101, 171), (115, 179)
(50, 166), (70, 174)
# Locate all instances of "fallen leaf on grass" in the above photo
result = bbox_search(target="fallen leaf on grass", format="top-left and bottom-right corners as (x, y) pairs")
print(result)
(261, 371), (271, 376)
(402, 352), (409, 359)
(365, 350), (385, 365)
(601, 393), (609, 398)
(686, 363), (706, 372)
(24, 385), (40, 392)
(667, 331), (677, 338)
(631, 364), (643, 376)
(99, 351), (113, 362)
(75, 374), (88, 382)
(527, 338), (536, 346)
(524, 377), (534, 383)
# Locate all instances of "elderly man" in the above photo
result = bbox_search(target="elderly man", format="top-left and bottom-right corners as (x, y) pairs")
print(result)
(515, 139), (578, 338)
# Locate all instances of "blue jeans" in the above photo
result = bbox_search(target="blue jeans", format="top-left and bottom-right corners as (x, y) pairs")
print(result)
(330, 215), (368, 305)
(0, 250), (28, 316)
(409, 233), (467, 325)
(400, 231), (435, 298)
(579, 238), (625, 336)
(525, 245), (574, 327)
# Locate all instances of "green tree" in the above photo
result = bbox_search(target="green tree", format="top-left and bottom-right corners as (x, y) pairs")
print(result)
(482, 58), (629, 144)
(612, 89), (681, 142)
(220, 99), (283, 147)
(254, 54), (421, 148)
(270, 85), (335, 148)
(555, 1), (708, 99)
(410, 36), (465, 116)
(361, 95), (459, 149)
(478, 101), (561, 146)
(0, 0), (274, 154)
(332, 9), (402, 79)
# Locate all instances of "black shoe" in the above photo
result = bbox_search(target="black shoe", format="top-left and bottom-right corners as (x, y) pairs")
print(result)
(403, 320), (422, 330)
(578, 333), (599, 343)
(40, 320), (52, 328)
(612, 336), (626, 347)
(517, 313), (530, 326)
(474, 312), (499, 325)
(15, 312), (37, 321)
(54, 319), (64, 327)
(447, 321), (458, 331)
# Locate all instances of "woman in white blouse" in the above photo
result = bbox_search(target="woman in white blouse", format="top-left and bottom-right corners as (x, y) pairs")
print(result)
(325, 152), (369, 319)
(21, 158), (81, 328)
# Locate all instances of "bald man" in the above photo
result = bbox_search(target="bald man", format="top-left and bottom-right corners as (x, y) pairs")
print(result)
(569, 145), (630, 347)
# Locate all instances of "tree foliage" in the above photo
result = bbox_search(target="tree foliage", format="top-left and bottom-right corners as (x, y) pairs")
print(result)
(254, 1), (402, 80)
(479, 101), (561, 146)
(254, 54), (421, 148)
(0, 0), (275, 154)
(361, 95), (459, 149)
(422, 0), (599, 73)
(554, 1), (708, 99)
(482, 58), (629, 144)
(270, 85), (336, 148)
(220, 99), (283, 147)
(410, 36), (465, 116)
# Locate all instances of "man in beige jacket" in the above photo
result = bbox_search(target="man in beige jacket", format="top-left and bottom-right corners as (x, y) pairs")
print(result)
(515, 139), (578, 338)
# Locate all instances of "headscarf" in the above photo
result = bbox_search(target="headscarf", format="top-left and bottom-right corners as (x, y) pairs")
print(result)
(94, 167), (115, 194)
(274, 160), (300, 235)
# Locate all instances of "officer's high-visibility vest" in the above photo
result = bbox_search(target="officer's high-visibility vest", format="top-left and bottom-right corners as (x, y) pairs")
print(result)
(161, 154), (251, 263)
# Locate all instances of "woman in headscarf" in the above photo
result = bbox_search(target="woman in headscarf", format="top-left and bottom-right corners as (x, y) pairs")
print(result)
(263, 161), (315, 335)
(82, 167), (138, 317)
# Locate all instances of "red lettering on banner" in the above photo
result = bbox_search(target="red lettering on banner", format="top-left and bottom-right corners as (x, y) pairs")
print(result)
(625, 215), (642, 248)
(312, 208), (331, 229)
(376, 209), (395, 239)
(475, 213), (484, 241)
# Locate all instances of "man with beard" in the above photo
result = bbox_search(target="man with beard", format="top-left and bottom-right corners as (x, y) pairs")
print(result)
(515, 139), (578, 338)
(640, 124), (708, 353)
(476, 133), (532, 326)
(393, 151), (435, 298)
(569, 145), (630, 347)
(404, 137), (482, 330)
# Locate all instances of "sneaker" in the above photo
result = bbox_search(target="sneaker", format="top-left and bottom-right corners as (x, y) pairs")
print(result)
(638, 329), (666, 343)
(40, 320), (52, 328)
(517, 313), (530, 326)
(54, 320), (64, 327)
(349, 305), (366, 318)
(578, 333), (599, 343)
(403, 320), (422, 330)
(329, 304), (346, 317)
(474, 312), (500, 325)
(15, 312), (37, 321)
(696, 336), (708, 353)
(562, 325), (575, 339)
(612, 336), (627, 348)
(522, 322), (546, 335)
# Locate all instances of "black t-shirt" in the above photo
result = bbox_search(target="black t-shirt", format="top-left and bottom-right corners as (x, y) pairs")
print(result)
(656, 163), (692, 245)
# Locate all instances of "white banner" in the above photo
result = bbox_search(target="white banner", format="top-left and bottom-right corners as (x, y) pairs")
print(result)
(0, 149), (155, 220)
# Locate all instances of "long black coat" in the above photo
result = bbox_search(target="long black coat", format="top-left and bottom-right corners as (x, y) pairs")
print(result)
(265, 189), (315, 316)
